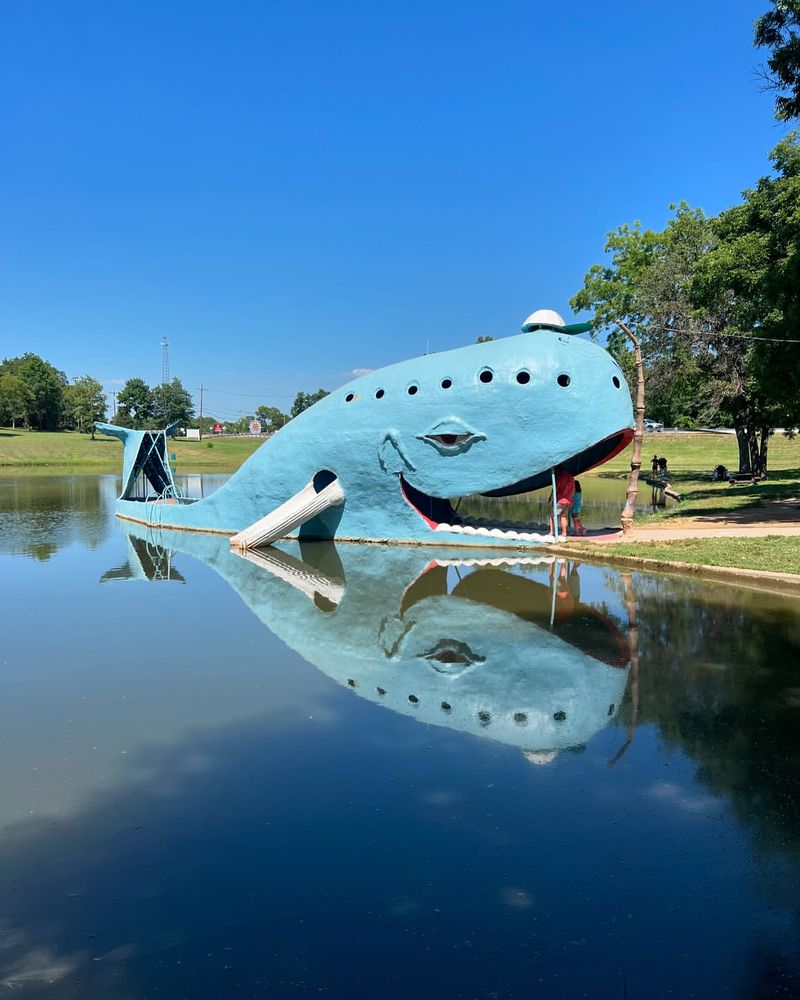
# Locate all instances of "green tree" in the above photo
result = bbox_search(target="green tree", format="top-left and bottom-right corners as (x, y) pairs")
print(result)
(117, 378), (154, 429)
(570, 205), (711, 430)
(754, 0), (800, 121)
(255, 404), (289, 433)
(0, 353), (67, 430)
(64, 375), (107, 437)
(0, 373), (32, 428)
(151, 377), (195, 428)
(476, 335), (494, 343)
(229, 414), (254, 434)
(290, 389), (329, 418)
(694, 133), (800, 472)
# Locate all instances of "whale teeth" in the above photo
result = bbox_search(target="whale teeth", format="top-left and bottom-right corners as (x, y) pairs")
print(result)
(430, 521), (553, 544)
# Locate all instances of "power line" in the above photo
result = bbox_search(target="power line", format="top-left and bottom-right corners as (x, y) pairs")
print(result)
(653, 324), (800, 344)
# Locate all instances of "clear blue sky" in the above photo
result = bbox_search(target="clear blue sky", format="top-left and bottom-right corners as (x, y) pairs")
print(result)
(0, 0), (784, 421)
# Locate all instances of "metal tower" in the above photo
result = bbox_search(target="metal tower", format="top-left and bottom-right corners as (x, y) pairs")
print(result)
(161, 337), (170, 384)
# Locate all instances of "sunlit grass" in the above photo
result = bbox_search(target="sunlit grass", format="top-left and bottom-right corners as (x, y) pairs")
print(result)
(595, 536), (800, 576)
(0, 428), (262, 473)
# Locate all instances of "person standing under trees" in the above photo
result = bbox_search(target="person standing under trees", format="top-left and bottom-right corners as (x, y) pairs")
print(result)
(548, 466), (575, 539)
(570, 480), (586, 535)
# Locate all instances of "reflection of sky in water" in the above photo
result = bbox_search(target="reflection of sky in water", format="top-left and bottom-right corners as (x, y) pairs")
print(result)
(0, 476), (799, 998)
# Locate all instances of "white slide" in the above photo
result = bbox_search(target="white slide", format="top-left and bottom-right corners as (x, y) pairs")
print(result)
(229, 474), (345, 551)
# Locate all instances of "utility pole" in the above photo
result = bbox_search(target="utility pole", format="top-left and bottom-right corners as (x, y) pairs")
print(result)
(198, 383), (204, 439)
(111, 391), (117, 418)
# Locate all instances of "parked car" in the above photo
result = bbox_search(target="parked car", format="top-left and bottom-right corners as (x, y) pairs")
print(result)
(643, 419), (664, 432)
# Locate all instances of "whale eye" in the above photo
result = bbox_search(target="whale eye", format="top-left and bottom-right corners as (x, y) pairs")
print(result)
(428, 433), (471, 448)
(516, 370), (531, 385)
(345, 393), (355, 403)
(478, 369), (493, 384)
(440, 377), (453, 389)
(375, 388), (385, 399)
(612, 375), (621, 388)
(557, 373), (571, 388)
(407, 384), (419, 396)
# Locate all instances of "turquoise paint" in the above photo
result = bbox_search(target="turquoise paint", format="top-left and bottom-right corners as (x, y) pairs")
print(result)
(117, 523), (631, 753)
(101, 329), (633, 547)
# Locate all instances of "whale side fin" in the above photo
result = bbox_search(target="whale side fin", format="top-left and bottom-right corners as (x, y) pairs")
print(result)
(230, 471), (345, 550)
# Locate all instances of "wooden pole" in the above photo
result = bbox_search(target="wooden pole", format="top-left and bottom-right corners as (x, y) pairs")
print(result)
(615, 320), (645, 536)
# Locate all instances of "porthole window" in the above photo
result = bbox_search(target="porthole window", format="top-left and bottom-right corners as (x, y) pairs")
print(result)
(441, 701), (452, 712)
(513, 712), (528, 725)
(377, 687), (386, 696)
(477, 710), (491, 726)
(478, 369), (493, 384)
(347, 678), (357, 688)
(553, 710), (567, 721)
(557, 374), (571, 388)
(407, 384), (419, 396)
(516, 370), (531, 385)
(408, 694), (419, 704)
(441, 377), (453, 389)
(612, 375), (621, 389)
(345, 393), (355, 403)
(375, 388), (385, 399)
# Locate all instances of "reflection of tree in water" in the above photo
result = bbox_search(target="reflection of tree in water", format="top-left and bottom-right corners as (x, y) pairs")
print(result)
(625, 574), (800, 847)
(0, 477), (113, 559)
(616, 571), (800, 989)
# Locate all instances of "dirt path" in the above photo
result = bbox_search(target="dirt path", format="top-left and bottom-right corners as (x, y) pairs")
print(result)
(600, 517), (800, 543)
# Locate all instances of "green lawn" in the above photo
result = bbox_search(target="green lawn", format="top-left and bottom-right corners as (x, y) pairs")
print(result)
(0, 428), (262, 473)
(584, 431), (800, 523)
(593, 536), (800, 576)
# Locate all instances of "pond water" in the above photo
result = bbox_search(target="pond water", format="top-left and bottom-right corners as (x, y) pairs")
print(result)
(1, 476), (799, 999)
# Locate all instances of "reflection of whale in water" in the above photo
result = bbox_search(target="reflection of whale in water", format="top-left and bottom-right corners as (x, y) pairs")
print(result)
(101, 533), (186, 583)
(114, 523), (630, 753)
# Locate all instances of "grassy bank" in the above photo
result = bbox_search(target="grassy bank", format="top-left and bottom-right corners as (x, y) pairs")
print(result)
(583, 431), (800, 524)
(587, 536), (800, 576)
(0, 428), (263, 474)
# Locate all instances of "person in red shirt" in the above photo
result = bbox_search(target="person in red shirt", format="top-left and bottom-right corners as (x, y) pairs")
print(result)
(548, 466), (575, 538)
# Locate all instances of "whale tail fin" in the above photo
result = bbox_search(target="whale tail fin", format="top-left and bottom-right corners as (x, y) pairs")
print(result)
(97, 421), (181, 500)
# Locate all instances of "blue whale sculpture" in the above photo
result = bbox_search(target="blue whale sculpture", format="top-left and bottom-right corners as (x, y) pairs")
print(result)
(109, 523), (631, 754)
(100, 313), (633, 548)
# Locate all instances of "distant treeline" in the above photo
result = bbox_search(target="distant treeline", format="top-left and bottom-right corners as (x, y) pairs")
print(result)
(0, 354), (330, 436)
(0, 354), (106, 434)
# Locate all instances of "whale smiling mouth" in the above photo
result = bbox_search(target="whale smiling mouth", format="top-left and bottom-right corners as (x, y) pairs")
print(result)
(400, 428), (633, 541)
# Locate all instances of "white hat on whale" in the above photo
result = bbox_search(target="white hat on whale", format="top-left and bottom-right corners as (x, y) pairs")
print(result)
(521, 309), (593, 335)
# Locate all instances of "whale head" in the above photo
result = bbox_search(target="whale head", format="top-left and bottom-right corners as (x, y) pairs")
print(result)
(280, 325), (633, 544)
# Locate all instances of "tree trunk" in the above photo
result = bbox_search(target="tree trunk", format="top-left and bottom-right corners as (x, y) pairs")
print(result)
(748, 424), (761, 477)
(759, 426), (770, 477)
(615, 320), (644, 535)
(736, 426), (751, 474)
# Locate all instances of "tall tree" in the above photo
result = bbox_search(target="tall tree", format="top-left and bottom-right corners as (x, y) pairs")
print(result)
(0, 353), (67, 430)
(290, 389), (329, 418)
(64, 375), (107, 436)
(0, 373), (32, 428)
(754, 0), (800, 121)
(117, 378), (154, 429)
(694, 133), (800, 473)
(255, 404), (289, 433)
(570, 204), (711, 430)
(151, 378), (195, 427)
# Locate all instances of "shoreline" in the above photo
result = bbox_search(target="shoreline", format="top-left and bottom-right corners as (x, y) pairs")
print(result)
(543, 541), (800, 597)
